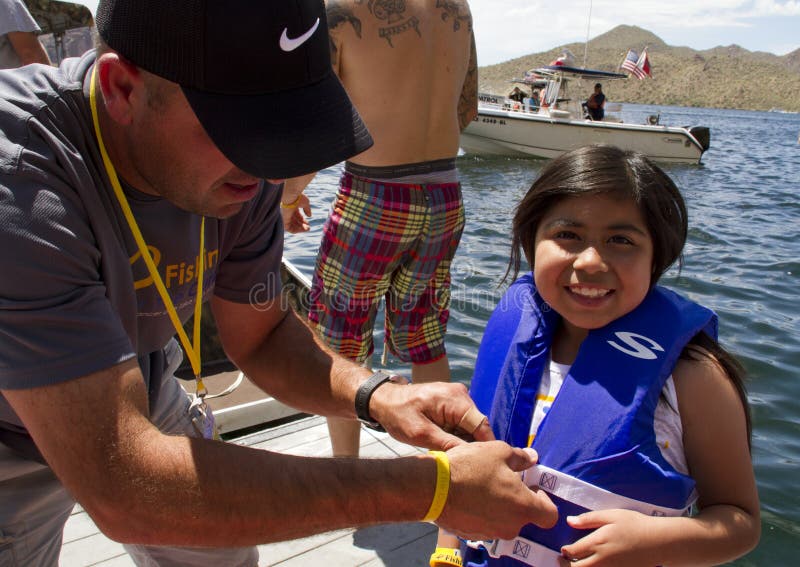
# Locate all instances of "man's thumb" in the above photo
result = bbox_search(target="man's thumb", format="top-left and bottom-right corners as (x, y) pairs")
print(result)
(507, 447), (538, 472)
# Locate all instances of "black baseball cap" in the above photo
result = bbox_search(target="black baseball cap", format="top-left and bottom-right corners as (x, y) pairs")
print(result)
(96, 0), (373, 179)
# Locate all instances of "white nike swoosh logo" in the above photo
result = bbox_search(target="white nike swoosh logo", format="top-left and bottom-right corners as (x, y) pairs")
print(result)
(279, 18), (320, 52)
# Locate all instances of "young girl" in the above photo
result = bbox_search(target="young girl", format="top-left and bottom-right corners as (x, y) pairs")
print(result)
(430, 145), (760, 567)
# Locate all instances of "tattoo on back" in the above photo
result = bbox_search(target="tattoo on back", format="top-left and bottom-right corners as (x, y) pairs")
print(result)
(328, 5), (363, 37)
(436, 0), (471, 32)
(368, 0), (421, 47)
(327, 5), (362, 63)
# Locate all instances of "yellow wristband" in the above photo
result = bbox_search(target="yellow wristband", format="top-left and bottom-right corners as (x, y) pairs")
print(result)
(422, 450), (450, 522)
(429, 546), (462, 567)
(280, 194), (302, 209)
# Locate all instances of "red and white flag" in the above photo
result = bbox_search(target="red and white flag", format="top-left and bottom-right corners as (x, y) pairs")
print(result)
(637, 50), (652, 78)
(621, 49), (651, 80)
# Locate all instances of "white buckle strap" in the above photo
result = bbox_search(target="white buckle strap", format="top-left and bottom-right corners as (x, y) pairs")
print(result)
(522, 464), (695, 517)
(464, 465), (696, 566)
(468, 536), (563, 567)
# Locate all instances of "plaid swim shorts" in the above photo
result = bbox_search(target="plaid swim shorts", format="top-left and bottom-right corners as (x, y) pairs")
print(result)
(308, 169), (465, 364)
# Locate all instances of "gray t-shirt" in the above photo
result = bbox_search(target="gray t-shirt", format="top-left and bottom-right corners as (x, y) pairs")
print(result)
(0, 53), (284, 438)
(0, 0), (41, 69)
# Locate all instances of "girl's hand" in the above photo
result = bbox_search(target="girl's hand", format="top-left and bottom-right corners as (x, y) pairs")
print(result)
(559, 509), (662, 566)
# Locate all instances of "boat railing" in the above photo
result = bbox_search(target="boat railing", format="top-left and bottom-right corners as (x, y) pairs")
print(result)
(480, 95), (629, 124)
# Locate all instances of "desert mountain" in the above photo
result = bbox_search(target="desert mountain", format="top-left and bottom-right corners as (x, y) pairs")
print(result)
(478, 25), (800, 113)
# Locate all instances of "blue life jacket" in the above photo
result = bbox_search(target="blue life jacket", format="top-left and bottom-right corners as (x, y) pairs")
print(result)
(464, 274), (717, 566)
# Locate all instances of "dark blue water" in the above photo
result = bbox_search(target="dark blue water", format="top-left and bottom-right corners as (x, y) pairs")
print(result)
(283, 105), (800, 565)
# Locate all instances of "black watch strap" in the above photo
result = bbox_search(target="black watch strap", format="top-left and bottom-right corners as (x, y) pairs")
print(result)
(354, 370), (395, 431)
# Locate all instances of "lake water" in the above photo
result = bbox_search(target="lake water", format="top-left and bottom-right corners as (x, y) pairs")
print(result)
(283, 104), (800, 565)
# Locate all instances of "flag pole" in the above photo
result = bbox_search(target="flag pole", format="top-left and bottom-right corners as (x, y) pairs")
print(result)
(582, 0), (593, 68)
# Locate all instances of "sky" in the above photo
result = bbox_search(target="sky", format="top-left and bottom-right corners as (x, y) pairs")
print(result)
(72, 0), (800, 66)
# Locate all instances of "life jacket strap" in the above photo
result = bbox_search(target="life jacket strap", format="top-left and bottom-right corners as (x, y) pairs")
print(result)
(522, 464), (696, 517)
(467, 535), (562, 566)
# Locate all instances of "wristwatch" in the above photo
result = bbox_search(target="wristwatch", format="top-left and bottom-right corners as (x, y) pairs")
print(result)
(354, 370), (398, 432)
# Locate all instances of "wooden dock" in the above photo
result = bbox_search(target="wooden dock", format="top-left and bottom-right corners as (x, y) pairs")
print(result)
(60, 415), (438, 566)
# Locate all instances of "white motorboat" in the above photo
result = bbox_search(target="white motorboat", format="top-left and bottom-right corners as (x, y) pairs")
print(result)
(460, 65), (710, 164)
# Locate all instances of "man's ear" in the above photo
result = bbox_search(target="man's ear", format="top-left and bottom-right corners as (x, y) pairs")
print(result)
(96, 53), (143, 126)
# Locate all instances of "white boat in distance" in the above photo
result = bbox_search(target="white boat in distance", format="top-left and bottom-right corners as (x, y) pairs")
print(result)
(460, 65), (710, 164)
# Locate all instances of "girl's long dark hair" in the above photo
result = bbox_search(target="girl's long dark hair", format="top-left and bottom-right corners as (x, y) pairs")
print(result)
(507, 145), (687, 284)
(507, 145), (751, 446)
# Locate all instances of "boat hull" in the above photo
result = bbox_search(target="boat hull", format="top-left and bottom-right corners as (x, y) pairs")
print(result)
(461, 108), (707, 164)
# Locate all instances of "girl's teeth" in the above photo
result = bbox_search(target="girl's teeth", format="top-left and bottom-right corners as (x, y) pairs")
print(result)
(572, 287), (609, 298)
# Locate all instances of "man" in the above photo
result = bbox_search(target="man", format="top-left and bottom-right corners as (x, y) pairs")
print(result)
(281, 0), (478, 458)
(0, 0), (556, 565)
(585, 82), (606, 121)
(0, 0), (51, 68)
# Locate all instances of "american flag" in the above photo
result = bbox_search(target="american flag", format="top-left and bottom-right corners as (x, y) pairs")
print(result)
(621, 49), (651, 80)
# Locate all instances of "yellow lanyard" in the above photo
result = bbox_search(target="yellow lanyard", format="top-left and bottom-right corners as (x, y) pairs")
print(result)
(89, 67), (208, 397)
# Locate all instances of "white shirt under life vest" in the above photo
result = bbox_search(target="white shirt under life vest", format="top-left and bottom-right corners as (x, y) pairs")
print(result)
(528, 357), (689, 476)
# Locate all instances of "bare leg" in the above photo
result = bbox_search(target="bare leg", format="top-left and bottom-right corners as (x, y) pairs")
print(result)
(326, 416), (362, 458)
(326, 356), (372, 457)
(411, 355), (451, 384)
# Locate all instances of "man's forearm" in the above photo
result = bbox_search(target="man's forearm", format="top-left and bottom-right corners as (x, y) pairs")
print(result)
(235, 307), (368, 420)
(4, 359), (434, 546)
(458, 32), (478, 131)
(97, 430), (435, 545)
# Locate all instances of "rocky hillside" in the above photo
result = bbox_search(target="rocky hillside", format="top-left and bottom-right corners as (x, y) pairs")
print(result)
(478, 26), (800, 113)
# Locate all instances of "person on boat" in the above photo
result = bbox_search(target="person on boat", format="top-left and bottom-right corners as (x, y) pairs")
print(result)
(508, 86), (526, 103)
(0, 0), (51, 68)
(280, 0), (478, 459)
(430, 145), (760, 567)
(529, 89), (541, 110)
(0, 1), (559, 565)
(584, 82), (605, 120)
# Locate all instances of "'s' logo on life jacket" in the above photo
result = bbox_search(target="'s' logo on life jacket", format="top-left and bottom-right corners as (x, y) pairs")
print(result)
(607, 331), (664, 360)
(513, 540), (531, 558)
(539, 471), (557, 491)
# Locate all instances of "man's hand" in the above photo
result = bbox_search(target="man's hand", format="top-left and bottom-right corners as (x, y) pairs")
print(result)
(368, 380), (495, 450)
(440, 443), (558, 540)
(281, 193), (312, 233)
(366, 381), (558, 537)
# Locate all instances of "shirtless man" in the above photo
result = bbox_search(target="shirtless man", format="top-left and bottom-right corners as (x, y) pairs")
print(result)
(281, 0), (477, 456)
